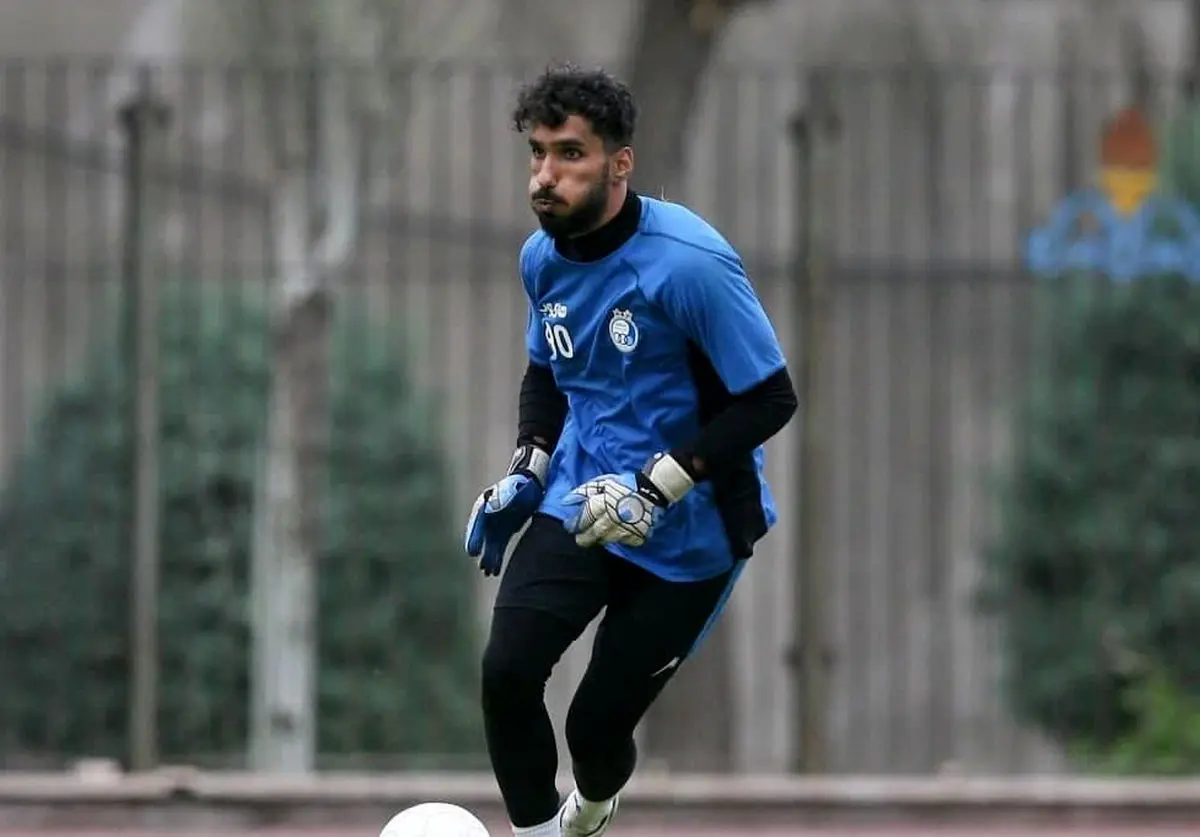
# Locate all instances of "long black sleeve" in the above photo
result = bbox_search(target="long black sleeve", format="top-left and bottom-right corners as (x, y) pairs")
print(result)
(516, 359), (795, 478)
(516, 361), (568, 451)
(670, 366), (798, 480)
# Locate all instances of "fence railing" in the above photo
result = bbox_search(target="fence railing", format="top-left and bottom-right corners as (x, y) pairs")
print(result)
(0, 59), (1196, 778)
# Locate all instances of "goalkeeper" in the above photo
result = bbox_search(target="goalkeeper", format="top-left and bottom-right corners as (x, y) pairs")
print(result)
(464, 63), (798, 837)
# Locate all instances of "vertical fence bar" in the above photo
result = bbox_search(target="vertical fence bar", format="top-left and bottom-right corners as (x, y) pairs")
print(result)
(119, 70), (171, 772)
(790, 68), (839, 774)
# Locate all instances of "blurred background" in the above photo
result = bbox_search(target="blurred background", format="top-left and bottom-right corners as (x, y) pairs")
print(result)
(0, 0), (1198, 791)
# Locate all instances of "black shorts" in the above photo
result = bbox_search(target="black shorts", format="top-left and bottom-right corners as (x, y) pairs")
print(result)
(493, 512), (742, 662)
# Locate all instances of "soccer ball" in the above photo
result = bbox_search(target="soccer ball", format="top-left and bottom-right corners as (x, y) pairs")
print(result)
(379, 802), (491, 837)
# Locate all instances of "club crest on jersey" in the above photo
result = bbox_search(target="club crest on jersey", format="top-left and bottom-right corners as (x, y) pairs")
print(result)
(608, 308), (639, 353)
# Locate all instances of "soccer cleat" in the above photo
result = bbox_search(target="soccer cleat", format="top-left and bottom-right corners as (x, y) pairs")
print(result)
(558, 789), (618, 837)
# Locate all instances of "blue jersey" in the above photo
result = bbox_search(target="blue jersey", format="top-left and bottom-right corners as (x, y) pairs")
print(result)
(519, 195), (787, 581)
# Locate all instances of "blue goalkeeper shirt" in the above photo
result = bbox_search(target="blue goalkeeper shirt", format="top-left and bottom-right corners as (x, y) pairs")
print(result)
(520, 194), (788, 581)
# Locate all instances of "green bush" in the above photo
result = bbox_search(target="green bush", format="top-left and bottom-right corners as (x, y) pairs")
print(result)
(981, 272), (1200, 761)
(0, 280), (484, 767)
(1072, 667), (1200, 776)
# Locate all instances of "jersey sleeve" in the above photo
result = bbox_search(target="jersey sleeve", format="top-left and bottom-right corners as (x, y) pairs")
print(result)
(519, 235), (552, 366)
(655, 248), (787, 395)
(525, 304), (551, 366)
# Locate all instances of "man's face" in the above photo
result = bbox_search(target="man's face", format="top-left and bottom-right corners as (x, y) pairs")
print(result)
(527, 114), (626, 238)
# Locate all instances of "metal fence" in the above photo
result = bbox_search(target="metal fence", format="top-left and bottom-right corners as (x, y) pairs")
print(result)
(0, 59), (1194, 778)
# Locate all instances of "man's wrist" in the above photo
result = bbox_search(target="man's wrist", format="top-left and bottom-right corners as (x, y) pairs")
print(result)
(639, 452), (695, 505)
(508, 444), (550, 486)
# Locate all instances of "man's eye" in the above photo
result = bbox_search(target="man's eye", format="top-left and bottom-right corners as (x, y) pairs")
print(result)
(564, 149), (582, 160)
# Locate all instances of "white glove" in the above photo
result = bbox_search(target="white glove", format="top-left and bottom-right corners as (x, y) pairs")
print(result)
(561, 452), (695, 548)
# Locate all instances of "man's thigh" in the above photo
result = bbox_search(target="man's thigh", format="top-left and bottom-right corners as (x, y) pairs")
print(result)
(585, 559), (745, 692)
(493, 512), (610, 634)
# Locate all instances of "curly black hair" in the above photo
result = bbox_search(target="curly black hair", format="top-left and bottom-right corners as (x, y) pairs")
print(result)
(511, 63), (637, 150)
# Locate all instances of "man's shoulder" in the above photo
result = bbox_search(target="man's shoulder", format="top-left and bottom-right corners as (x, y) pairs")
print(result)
(637, 195), (738, 259)
(518, 229), (554, 295)
(519, 229), (553, 271)
(634, 195), (743, 294)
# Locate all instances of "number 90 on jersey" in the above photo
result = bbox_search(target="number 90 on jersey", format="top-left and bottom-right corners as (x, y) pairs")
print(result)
(543, 320), (575, 361)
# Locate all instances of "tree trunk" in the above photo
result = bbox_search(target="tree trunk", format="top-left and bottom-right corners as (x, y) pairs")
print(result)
(1190, 0), (1200, 98)
(249, 169), (334, 772)
(248, 49), (362, 770)
(626, 0), (766, 773)
(624, 0), (725, 203)
(249, 283), (332, 771)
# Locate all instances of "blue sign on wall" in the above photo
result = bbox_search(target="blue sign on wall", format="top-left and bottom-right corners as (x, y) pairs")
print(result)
(1024, 189), (1200, 282)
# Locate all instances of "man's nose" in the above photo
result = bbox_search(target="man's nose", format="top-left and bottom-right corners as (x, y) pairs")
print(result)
(534, 160), (557, 188)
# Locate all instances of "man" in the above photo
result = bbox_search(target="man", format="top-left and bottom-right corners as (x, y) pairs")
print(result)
(464, 63), (797, 837)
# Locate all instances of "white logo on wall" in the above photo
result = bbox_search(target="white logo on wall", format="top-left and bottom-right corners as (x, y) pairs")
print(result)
(608, 308), (638, 353)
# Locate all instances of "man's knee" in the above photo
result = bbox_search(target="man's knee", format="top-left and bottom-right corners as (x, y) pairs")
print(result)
(564, 673), (646, 762)
(564, 694), (608, 762)
(481, 607), (573, 712)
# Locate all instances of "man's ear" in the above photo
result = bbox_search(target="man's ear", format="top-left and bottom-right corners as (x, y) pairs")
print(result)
(612, 146), (634, 182)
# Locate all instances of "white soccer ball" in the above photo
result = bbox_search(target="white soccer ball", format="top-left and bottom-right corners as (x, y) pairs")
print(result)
(379, 802), (491, 837)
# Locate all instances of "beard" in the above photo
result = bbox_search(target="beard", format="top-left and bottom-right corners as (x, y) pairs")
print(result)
(531, 164), (612, 239)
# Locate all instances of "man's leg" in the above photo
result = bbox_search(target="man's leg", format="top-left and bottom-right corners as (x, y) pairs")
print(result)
(481, 513), (610, 833)
(559, 558), (745, 834)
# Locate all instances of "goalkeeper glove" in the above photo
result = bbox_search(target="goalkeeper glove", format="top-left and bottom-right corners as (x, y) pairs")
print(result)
(561, 452), (695, 548)
(464, 444), (550, 576)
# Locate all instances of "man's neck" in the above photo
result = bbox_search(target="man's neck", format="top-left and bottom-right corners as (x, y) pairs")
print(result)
(593, 183), (630, 231)
(554, 188), (642, 263)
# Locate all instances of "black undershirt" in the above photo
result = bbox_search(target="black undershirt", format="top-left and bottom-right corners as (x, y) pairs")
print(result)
(553, 187), (644, 262)
(516, 190), (797, 554)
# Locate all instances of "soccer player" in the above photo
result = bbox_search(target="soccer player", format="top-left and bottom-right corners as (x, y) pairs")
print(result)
(464, 63), (798, 837)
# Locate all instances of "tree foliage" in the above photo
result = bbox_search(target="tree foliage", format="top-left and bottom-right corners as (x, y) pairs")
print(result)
(0, 282), (483, 767)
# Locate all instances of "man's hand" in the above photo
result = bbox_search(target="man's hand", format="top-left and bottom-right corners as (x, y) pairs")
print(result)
(465, 445), (550, 576)
(562, 453), (695, 548)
